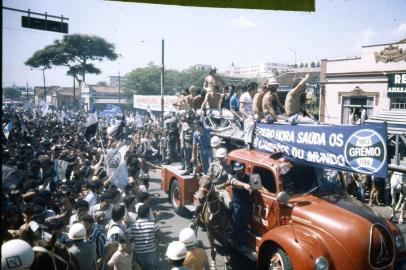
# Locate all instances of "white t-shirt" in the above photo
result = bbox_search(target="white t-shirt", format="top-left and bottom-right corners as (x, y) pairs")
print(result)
(239, 92), (253, 114)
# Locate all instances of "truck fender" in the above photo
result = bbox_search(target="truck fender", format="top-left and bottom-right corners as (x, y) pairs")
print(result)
(257, 225), (321, 270)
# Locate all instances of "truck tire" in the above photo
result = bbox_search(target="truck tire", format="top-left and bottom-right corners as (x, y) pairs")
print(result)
(268, 248), (293, 270)
(170, 180), (185, 215)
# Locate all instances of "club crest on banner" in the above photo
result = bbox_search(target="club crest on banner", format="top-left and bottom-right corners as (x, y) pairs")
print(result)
(344, 129), (386, 175)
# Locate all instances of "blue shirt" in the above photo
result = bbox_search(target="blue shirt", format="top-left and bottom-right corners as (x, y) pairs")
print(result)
(193, 128), (212, 149)
(230, 93), (240, 111)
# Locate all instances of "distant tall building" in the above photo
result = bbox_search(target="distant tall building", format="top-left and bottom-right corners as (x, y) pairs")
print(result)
(108, 75), (126, 88)
(222, 62), (290, 79)
(190, 64), (213, 71)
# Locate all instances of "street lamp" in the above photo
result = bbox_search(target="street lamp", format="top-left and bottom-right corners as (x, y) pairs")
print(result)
(31, 67), (47, 102)
(288, 48), (297, 67)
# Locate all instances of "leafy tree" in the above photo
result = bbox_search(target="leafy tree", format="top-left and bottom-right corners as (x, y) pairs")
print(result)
(310, 61), (316, 68)
(125, 65), (228, 96)
(3, 87), (22, 99)
(316, 61), (321, 67)
(299, 62), (304, 68)
(25, 34), (118, 85)
(304, 63), (309, 68)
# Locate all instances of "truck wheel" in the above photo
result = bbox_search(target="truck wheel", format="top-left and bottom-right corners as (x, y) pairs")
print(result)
(268, 248), (293, 270)
(170, 180), (185, 215)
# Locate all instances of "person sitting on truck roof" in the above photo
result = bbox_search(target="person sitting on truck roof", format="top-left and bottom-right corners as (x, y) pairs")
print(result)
(253, 82), (267, 122)
(262, 78), (285, 122)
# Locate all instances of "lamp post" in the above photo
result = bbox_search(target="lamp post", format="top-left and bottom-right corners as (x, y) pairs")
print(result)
(289, 48), (297, 67)
(31, 67), (47, 102)
(161, 39), (165, 128)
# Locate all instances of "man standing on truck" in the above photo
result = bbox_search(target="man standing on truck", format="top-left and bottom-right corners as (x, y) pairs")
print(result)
(191, 121), (213, 175)
(163, 112), (179, 165)
(230, 162), (252, 251)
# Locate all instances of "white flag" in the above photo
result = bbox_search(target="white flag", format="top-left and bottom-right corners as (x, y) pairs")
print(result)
(106, 145), (129, 190)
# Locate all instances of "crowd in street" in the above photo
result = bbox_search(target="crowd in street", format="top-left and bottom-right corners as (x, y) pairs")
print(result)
(1, 70), (393, 270)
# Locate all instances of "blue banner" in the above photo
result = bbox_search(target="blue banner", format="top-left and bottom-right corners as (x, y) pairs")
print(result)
(253, 123), (388, 178)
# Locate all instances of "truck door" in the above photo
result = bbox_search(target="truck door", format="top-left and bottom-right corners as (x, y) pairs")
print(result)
(249, 166), (278, 236)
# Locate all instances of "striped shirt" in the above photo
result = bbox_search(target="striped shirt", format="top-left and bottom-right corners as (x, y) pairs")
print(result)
(129, 218), (158, 253)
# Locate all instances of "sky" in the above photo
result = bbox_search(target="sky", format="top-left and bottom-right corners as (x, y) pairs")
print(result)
(3, 0), (406, 87)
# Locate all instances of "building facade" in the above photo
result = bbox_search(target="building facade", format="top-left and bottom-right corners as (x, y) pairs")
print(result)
(81, 84), (127, 111)
(108, 76), (126, 88)
(320, 39), (406, 124)
(223, 62), (290, 79)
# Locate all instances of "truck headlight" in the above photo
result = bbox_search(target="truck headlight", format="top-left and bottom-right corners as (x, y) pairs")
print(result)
(396, 235), (405, 252)
(315, 256), (329, 270)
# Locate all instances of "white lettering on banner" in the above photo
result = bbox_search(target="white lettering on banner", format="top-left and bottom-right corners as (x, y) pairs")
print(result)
(297, 132), (326, 145)
(257, 128), (294, 142)
(388, 87), (406, 93)
(292, 147), (305, 159)
(349, 147), (381, 157)
(306, 151), (346, 166)
(328, 133), (344, 147)
(394, 74), (406, 84)
(357, 158), (374, 167)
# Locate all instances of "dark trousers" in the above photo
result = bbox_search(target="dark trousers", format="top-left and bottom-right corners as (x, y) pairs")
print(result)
(232, 201), (251, 246)
(183, 146), (193, 173)
(166, 134), (177, 162)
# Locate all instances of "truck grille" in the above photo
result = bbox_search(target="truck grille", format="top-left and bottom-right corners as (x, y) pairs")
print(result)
(369, 224), (394, 268)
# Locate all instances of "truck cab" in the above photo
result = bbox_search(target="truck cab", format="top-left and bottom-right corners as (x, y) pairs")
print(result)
(228, 149), (406, 270)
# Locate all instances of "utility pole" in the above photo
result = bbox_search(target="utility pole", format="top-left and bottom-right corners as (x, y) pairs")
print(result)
(160, 39), (165, 128)
(118, 71), (121, 107)
(73, 76), (76, 109)
(289, 48), (297, 67)
(26, 82), (29, 101)
(42, 68), (46, 102)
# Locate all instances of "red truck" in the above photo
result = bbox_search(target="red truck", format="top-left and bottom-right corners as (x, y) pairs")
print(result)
(161, 148), (406, 269)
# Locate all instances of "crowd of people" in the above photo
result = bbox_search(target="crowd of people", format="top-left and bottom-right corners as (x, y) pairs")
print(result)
(1, 68), (389, 270)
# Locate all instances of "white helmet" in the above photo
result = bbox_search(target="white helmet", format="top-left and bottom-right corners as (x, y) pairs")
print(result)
(216, 148), (228, 159)
(164, 112), (172, 119)
(68, 223), (86, 240)
(166, 241), (187, 260)
(210, 136), (221, 148)
(1, 239), (34, 270)
(179, 228), (196, 247)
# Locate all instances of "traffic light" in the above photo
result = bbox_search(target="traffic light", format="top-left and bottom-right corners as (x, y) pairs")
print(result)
(21, 16), (68, 34)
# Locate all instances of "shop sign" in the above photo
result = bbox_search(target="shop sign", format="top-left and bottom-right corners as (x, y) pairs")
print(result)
(388, 73), (406, 97)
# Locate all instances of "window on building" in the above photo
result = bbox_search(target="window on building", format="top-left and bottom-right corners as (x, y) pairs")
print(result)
(341, 96), (374, 124)
(390, 97), (406, 110)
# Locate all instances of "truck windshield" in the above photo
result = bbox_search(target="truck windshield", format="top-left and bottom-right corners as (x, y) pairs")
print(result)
(281, 163), (344, 196)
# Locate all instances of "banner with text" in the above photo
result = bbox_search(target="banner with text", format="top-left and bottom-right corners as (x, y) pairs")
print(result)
(133, 95), (179, 112)
(387, 73), (406, 97)
(254, 123), (388, 178)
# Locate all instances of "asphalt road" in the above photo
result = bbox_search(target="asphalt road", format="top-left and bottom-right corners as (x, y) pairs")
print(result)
(147, 169), (406, 270)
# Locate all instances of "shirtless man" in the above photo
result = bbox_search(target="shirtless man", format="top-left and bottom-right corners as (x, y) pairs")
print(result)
(186, 85), (198, 109)
(203, 68), (225, 93)
(200, 86), (221, 116)
(284, 74), (316, 124)
(252, 82), (267, 121)
(262, 78), (284, 120)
